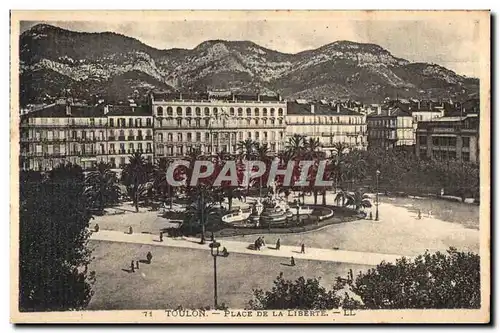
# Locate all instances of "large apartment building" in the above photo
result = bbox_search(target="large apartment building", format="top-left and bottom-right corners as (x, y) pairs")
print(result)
(286, 100), (367, 155)
(415, 114), (479, 164)
(20, 102), (154, 171)
(150, 91), (287, 157)
(366, 107), (414, 149)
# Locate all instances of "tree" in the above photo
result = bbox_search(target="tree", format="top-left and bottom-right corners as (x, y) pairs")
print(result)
(19, 163), (95, 311)
(353, 248), (480, 309)
(184, 185), (218, 242)
(237, 139), (256, 160)
(247, 273), (340, 310)
(286, 134), (306, 158)
(342, 189), (372, 213)
(84, 162), (121, 213)
(153, 157), (178, 209)
(304, 137), (322, 159)
(121, 152), (152, 212)
(247, 248), (480, 310)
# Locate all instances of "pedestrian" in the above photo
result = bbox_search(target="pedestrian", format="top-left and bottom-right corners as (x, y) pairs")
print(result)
(129, 226), (133, 234)
(369, 212), (373, 220)
(261, 237), (266, 247)
(417, 209), (422, 220)
(159, 232), (163, 242)
(221, 247), (228, 257)
(290, 256), (296, 266)
(146, 251), (153, 264)
(136, 260), (140, 269)
(428, 210), (432, 218)
(301, 243), (305, 254)
(94, 223), (100, 232)
(276, 238), (281, 250)
(130, 260), (135, 272)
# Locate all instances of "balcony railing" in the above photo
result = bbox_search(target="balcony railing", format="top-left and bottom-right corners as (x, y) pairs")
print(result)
(127, 136), (135, 140)
(145, 135), (153, 140)
(108, 136), (115, 141)
(118, 136), (126, 141)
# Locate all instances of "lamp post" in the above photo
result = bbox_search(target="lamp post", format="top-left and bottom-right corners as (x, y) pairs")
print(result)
(375, 169), (380, 221)
(209, 236), (229, 309)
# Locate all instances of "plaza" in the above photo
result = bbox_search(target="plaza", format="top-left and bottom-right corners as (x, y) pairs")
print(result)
(87, 191), (479, 309)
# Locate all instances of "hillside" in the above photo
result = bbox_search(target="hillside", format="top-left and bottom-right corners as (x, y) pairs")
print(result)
(19, 24), (479, 106)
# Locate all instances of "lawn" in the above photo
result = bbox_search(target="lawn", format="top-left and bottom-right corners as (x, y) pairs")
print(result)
(87, 240), (371, 310)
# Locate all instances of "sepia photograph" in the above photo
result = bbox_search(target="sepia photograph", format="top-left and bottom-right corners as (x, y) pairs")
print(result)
(10, 10), (490, 323)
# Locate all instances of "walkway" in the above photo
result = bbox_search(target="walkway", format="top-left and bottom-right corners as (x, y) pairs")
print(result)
(90, 229), (407, 266)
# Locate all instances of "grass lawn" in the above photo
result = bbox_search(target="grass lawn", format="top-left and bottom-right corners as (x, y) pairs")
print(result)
(87, 240), (372, 310)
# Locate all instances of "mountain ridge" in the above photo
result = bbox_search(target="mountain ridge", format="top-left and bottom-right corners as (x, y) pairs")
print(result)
(19, 23), (479, 106)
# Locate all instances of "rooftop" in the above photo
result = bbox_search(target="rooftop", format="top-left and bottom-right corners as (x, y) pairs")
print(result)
(286, 101), (362, 116)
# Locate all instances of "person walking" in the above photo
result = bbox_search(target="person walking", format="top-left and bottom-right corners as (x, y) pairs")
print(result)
(301, 243), (305, 254)
(146, 251), (153, 264)
(290, 256), (296, 266)
(159, 232), (163, 242)
(129, 226), (133, 234)
(417, 209), (422, 220)
(276, 238), (281, 250)
(130, 260), (135, 273)
(136, 260), (140, 269)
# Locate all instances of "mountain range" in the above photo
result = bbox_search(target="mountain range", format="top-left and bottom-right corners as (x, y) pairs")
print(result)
(19, 23), (479, 106)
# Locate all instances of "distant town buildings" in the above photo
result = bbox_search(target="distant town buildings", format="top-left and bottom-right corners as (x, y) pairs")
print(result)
(415, 114), (479, 164)
(286, 100), (367, 155)
(19, 91), (481, 171)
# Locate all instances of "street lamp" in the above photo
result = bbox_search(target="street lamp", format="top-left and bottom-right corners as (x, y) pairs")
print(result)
(375, 169), (380, 221)
(209, 236), (229, 309)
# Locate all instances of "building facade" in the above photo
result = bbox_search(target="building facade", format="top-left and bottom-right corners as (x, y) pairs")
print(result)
(20, 103), (109, 171)
(105, 105), (154, 168)
(150, 91), (287, 157)
(415, 115), (479, 164)
(286, 101), (367, 155)
(20, 103), (154, 171)
(367, 108), (414, 150)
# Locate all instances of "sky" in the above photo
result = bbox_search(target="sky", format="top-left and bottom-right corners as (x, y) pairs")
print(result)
(20, 17), (480, 77)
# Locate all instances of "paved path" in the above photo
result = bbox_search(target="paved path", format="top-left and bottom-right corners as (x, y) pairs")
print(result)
(90, 229), (408, 266)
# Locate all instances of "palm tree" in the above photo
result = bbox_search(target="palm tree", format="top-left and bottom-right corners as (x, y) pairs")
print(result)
(331, 142), (350, 161)
(121, 152), (151, 212)
(84, 162), (121, 213)
(286, 134), (306, 158)
(237, 138), (256, 160)
(185, 185), (217, 243)
(153, 157), (176, 209)
(304, 137), (322, 159)
(336, 189), (372, 213)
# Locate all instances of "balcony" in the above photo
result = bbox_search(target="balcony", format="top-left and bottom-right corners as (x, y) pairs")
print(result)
(145, 135), (153, 140)
(137, 135), (144, 140)
(108, 150), (117, 155)
(108, 136), (116, 141)
(127, 136), (135, 140)
(118, 136), (126, 141)
(119, 150), (126, 154)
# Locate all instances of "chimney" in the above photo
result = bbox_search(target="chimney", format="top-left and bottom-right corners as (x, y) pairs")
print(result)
(377, 105), (382, 115)
(310, 104), (315, 114)
(104, 105), (109, 115)
(257, 94), (261, 102)
(65, 103), (71, 116)
(336, 103), (340, 113)
(417, 100), (421, 110)
(278, 94), (282, 102)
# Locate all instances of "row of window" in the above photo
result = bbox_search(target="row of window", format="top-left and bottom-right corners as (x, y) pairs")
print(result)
(109, 118), (153, 127)
(418, 136), (472, 148)
(156, 131), (284, 143)
(290, 116), (365, 125)
(156, 106), (284, 117)
(155, 118), (284, 127)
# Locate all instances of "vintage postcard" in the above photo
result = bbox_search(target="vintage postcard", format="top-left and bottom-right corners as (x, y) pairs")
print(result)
(10, 10), (490, 323)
